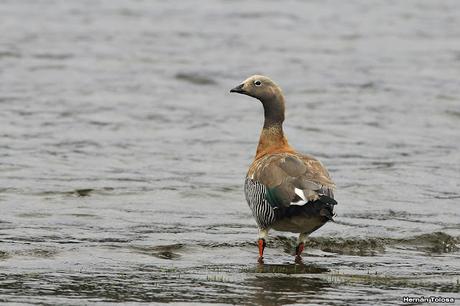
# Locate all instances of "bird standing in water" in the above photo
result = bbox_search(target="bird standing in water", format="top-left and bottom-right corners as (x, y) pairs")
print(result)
(230, 75), (337, 263)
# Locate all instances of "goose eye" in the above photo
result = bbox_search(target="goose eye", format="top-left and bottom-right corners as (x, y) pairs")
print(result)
(254, 80), (262, 86)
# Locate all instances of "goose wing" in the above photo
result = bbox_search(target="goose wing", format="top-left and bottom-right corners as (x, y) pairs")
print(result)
(249, 153), (336, 209)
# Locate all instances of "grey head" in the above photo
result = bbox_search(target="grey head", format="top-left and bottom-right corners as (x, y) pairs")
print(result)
(230, 75), (285, 126)
(230, 75), (283, 102)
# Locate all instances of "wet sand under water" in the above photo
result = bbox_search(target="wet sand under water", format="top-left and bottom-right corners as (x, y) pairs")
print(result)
(1, 0), (460, 305)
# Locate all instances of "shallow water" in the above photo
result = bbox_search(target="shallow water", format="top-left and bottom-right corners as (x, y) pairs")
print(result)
(1, 0), (460, 305)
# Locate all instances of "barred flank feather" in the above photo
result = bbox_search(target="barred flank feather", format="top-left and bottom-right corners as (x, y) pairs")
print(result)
(244, 177), (276, 229)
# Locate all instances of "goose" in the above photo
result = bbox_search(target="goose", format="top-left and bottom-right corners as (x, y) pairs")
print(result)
(230, 75), (337, 262)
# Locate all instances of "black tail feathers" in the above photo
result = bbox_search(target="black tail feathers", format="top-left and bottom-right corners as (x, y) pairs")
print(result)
(318, 195), (337, 221)
(318, 194), (337, 205)
(277, 195), (337, 221)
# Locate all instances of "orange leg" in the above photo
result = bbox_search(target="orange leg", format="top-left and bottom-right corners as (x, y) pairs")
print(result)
(258, 238), (266, 262)
(295, 242), (304, 257)
(295, 233), (308, 260)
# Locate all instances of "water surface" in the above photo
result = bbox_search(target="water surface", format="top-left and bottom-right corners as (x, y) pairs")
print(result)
(1, 0), (460, 304)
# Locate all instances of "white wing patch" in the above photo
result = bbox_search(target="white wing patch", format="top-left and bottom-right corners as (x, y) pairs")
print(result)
(291, 188), (308, 206)
(294, 188), (306, 201)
